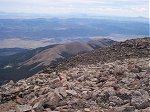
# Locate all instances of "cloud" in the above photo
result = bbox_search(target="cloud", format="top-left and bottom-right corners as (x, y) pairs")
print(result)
(0, 0), (149, 18)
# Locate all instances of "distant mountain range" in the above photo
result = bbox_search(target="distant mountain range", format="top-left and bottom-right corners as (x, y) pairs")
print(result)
(0, 38), (115, 84)
(0, 12), (149, 21)
(0, 18), (148, 40)
(0, 17), (149, 48)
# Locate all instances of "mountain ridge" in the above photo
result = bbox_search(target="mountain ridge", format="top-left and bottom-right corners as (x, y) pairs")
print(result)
(43, 37), (150, 73)
(0, 38), (115, 84)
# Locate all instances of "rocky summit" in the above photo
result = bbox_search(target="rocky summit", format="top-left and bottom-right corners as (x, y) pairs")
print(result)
(0, 38), (150, 112)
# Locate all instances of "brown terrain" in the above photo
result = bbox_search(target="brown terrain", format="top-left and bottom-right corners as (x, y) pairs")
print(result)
(21, 38), (115, 67)
(0, 37), (150, 112)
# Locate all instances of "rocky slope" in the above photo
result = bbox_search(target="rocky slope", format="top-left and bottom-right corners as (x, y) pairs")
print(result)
(0, 58), (149, 112)
(0, 38), (149, 112)
(44, 37), (150, 73)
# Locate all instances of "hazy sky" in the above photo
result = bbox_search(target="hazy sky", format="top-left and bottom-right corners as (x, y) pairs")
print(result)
(0, 0), (149, 18)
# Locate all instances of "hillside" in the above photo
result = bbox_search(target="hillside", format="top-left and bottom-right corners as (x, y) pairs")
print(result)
(44, 37), (150, 73)
(0, 38), (115, 84)
(22, 38), (114, 67)
(0, 37), (149, 112)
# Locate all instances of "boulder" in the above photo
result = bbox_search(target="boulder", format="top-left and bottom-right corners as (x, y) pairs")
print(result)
(84, 108), (90, 112)
(8, 80), (15, 85)
(15, 104), (32, 112)
(32, 101), (44, 112)
(101, 87), (116, 96)
(141, 107), (150, 112)
(54, 87), (67, 99)
(7, 110), (16, 112)
(45, 92), (61, 107)
(118, 88), (131, 100)
(109, 96), (124, 106)
(131, 89), (150, 109)
(49, 78), (62, 89)
(66, 90), (77, 96)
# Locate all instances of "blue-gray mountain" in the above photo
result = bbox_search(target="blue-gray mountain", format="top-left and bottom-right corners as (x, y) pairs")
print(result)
(0, 18), (148, 40)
